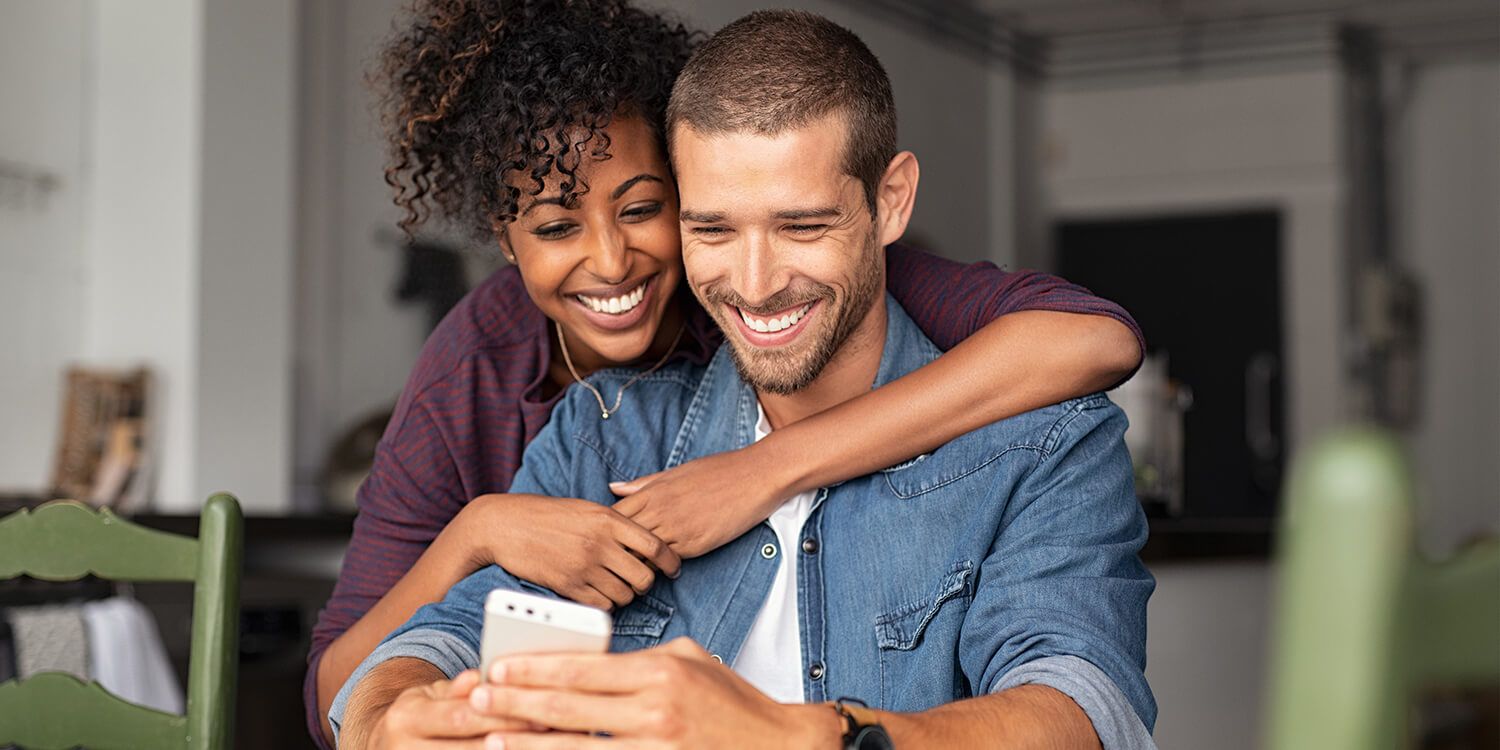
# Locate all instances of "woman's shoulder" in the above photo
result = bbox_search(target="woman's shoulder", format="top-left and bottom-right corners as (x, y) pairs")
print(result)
(394, 265), (549, 417)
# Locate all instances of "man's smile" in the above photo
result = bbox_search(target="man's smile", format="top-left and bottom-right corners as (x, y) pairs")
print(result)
(729, 300), (821, 346)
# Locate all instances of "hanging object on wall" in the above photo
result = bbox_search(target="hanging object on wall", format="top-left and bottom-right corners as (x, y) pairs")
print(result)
(49, 368), (154, 511)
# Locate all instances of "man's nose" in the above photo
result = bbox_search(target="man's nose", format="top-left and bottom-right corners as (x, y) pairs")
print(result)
(586, 224), (630, 283)
(732, 232), (785, 307)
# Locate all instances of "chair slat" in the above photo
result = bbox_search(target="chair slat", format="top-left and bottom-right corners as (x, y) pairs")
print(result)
(0, 672), (187, 750)
(1406, 542), (1500, 686)
(0, 501), (198, 582)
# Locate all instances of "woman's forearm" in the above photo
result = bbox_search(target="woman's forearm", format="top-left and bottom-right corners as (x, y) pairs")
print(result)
(765, 310), (1140, 494)
(314, 510), (484, 745)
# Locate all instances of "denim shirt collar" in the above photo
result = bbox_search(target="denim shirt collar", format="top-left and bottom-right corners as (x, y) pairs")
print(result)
(665, 292), (941, 470)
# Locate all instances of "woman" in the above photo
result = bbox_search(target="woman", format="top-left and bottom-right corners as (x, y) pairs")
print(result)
(307, 0), (1144, 745)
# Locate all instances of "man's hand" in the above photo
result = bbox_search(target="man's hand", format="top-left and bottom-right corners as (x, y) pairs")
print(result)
(342, 661), (533, 749)
(464, 637), (842, 749)
(461, 493), (681, 610)
(611, 444), (793, 559)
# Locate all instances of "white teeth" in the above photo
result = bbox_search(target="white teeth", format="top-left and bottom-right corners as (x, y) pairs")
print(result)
(740, 302), (814, 335)
(577, 281), (648, 315)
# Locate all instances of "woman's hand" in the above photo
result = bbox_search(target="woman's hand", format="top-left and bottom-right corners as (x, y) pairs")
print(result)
(610, 442), (793, 559)
(459, 493), (682, 611)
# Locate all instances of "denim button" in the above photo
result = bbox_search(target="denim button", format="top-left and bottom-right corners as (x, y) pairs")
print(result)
(711, 654), (723, 664)
(761, 543), (777, 559)
(808, 663), (825, 680)
(801, 538), (819, 554)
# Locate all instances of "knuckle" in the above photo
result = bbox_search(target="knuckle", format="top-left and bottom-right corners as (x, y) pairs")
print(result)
(539, 691), (566, 719)
(444, 705), (469, 732)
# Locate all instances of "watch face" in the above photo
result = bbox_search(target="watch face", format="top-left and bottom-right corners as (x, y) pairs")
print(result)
(853, 726), (896, 750)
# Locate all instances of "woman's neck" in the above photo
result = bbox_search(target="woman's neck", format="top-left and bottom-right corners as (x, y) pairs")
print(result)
(546, 294), (688, 393)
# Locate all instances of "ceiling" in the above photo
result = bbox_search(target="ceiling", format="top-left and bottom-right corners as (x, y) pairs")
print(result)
(846, 0), (1500, 77)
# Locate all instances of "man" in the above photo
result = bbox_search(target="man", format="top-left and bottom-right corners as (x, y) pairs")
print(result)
(333, 10), (1155, 749)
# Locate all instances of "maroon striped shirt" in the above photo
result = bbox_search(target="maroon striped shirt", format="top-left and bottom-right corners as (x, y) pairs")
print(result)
(303, 243), (1143, 746)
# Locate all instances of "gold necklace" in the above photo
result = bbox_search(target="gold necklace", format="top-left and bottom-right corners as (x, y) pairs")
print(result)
(556, 319), (687, 419)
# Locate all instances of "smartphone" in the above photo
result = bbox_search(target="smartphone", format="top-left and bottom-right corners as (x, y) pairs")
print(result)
(479, 589), (612, 681)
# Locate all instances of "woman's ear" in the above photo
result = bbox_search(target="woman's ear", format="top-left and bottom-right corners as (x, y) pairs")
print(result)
(494, 223), (517, 264)
(874, 151), (919, 248)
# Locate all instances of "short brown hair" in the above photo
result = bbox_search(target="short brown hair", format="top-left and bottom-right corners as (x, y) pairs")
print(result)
(666, 10), (896, 214)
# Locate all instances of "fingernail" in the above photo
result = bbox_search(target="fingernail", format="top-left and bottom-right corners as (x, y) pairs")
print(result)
(486, 735), (506, 750)
(490, 662), (507, 683)
(470, 687), (491, 711)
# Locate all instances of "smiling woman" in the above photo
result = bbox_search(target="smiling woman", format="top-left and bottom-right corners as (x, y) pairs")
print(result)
(306, 0), (1146, 746)
(502, 116), (686, 375)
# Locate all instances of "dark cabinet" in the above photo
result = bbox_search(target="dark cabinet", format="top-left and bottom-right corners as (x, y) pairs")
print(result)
(1057, 209), (1286, 520)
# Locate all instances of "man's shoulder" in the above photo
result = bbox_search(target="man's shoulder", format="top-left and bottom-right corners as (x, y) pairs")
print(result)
(883, 392), (1125, 496)
(1003, 392), (1126, 457)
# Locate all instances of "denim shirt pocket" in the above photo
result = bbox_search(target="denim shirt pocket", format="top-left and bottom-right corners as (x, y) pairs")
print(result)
(874, 561), (976, 711)
(609, 593), (674, 653)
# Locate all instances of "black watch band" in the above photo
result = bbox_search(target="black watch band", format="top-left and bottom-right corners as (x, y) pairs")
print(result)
(833, 699), (896, 750)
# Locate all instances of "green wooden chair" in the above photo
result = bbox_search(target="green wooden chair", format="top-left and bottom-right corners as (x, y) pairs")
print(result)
(1267, 429), (1500, 749)
(0, 493), (242, 750)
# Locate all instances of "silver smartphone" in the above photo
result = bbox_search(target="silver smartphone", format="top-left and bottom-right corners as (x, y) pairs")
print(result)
(479, 589), (613, 682)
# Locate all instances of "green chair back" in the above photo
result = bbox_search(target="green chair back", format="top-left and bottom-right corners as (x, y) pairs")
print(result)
(1267, 429), (1500, 749)
(0, 493), (243, 750)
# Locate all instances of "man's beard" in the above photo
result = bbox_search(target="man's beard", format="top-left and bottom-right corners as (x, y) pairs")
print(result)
(697, 231), (884, 395)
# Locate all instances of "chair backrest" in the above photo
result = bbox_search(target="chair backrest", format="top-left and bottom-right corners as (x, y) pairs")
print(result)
(0, 493), (243, 750)
(1267, 429), (1500, 749)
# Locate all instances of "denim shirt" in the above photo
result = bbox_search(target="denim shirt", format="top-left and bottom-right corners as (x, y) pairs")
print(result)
(331, 294), (1157, 744)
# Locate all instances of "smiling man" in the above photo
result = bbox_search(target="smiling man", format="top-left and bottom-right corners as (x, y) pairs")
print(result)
(332, 10), (1155, 749)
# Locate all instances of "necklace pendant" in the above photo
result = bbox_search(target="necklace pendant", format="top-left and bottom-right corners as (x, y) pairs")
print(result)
(601, 410), (610, 420)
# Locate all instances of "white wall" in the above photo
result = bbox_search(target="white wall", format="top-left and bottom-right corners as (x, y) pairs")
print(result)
(0, 1), (90, 491)
(194, 0), (298, 512)
(1397, 59), (1500, 557)
(0, 0), (298, 513)
(82, 0), (205, 511)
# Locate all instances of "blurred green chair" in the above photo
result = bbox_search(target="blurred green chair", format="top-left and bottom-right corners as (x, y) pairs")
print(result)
(0, 493), (242, 750)
(1268, 429), (1500, 749)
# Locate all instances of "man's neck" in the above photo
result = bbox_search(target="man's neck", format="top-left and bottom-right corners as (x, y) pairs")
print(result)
(757, 296), (887, 430)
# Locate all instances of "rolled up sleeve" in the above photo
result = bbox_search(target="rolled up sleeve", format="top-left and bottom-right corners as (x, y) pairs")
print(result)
(994, 654), (1157, 749)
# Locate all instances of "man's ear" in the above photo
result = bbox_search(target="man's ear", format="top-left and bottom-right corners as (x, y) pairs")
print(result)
(874, 151), (919, 247)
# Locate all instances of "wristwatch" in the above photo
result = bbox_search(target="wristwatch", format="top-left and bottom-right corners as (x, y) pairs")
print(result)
(833, 698), (895, 750)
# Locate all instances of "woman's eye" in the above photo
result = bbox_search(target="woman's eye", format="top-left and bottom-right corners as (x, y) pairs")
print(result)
(532, 223), (576, 240)
(621, 202), (663, 221)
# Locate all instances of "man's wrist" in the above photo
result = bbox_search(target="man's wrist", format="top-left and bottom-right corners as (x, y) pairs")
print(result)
(785, 702), (848, 749)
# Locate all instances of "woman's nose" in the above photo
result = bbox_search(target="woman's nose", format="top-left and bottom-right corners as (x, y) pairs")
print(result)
(586, 225), (630, 283)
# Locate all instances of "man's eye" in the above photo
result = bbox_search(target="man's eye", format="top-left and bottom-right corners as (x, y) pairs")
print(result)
(532, 223), (576, 239)
(692, 226), (730, 237)
(621, 203), (663, 221)
(787, 224), (828, 234)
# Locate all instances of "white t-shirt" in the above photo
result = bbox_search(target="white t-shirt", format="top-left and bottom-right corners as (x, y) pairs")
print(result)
(731, 403), (817, 704)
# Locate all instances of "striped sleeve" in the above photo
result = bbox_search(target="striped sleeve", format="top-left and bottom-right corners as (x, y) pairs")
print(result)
(302, 404), (470, 749)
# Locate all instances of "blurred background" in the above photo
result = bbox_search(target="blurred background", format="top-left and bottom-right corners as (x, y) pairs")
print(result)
(1, 0), (1496, 747)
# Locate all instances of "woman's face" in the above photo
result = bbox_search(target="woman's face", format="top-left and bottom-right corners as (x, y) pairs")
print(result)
(503, 115), (683, 372)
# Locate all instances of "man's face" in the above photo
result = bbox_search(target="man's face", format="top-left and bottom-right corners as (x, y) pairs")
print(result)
(672, 114), (885, 394)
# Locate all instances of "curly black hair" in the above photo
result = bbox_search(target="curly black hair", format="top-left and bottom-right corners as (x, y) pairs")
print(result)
(374, 0), (699, 240)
